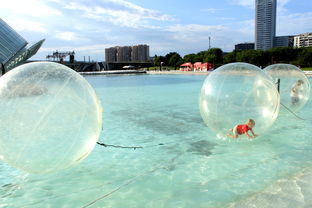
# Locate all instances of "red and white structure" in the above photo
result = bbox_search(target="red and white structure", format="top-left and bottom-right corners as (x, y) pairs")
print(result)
(180, 62), (214, 71)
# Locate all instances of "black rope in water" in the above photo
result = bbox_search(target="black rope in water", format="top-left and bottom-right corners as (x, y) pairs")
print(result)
(97, 142), (168, 149)
(97, 140), (181, 150)
(280, 102), (305, 120)
(96, 142), (143, 150)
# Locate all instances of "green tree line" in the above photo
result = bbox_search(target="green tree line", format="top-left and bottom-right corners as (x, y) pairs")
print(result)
(153, 47), (312, 69)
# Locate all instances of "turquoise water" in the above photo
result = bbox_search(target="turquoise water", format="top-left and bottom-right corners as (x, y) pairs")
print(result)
(1, 74), (312, 207)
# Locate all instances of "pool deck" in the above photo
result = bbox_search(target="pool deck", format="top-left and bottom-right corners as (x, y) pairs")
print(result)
(80, 70), (146, 75)
(148, 70), (312, 77)
(80, 70), (312, 77)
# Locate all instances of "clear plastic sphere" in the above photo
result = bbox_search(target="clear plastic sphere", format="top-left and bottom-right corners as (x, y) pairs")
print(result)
(199, 62), (280, 138)
(264, 64), (310, 112)
(0, 62), (103, 173)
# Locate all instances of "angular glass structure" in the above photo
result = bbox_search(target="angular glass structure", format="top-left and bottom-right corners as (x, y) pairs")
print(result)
(0, 18), (44, 71)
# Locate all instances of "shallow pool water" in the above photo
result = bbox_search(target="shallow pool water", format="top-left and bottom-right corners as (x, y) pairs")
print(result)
(1, 74), (312, 208)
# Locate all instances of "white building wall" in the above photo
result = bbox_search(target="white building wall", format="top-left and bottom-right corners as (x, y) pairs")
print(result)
(294, 33), (312, 48)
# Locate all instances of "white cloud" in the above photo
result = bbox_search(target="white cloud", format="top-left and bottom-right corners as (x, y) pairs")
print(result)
(201, 8), (223, 13)
(63, 1), (174, 28)
(55, 32), (79, 41)
(0, 0), (62, 17)
(231, 0), (254, 8)
(277, 12), (312, 35)
(164, 24), (228, 48)
(6, 18), (48, 34)
(237, 19), (254, 35)
(166, 24), (225, 33)
(107, 0), (173, 21)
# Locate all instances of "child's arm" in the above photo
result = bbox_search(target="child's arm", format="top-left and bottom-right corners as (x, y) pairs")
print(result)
(249, 129), (258, 138)
(245, 132), (254, 139)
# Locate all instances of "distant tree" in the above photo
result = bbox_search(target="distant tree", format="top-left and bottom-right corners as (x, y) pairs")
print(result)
(195, 50), (207, 62)
(297, 47), (312, 67)
(203, 48), (223, 67)
(223, 50), (238, 64)
(153, 55), (165, 66)
(165, 52), (182, 68)
(268, 47), (299, 64)
(168, 53), (182, 70)
(183, 53), (198, 63)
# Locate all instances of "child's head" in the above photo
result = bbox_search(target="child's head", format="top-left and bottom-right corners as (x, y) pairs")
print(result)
(297, 80), (304, 85)
(246, 119), (255, 128)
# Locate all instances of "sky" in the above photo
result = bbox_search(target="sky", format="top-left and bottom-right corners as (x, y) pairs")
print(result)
(1, 0), (311, 61)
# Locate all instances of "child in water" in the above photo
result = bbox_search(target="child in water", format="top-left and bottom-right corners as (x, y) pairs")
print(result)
(227, 119), (258, 139)
(291, 79), (304, 105)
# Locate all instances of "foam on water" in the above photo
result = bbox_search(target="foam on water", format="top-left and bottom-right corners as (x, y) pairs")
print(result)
(1, 74), (312, 207)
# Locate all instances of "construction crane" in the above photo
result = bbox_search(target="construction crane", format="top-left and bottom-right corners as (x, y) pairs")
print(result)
(46, 50), (75, 63)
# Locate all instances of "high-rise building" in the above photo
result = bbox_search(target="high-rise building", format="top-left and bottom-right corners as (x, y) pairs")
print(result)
(0, 18), (44, 71)
(255, 0), (276, 50)
(116, 46), (131, 62)
(131, 45), (139, 61)
(137, 44), (149, 62)
(105, 47), (117, 62)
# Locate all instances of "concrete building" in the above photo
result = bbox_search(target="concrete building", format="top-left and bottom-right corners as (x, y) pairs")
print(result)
(235, 43), (255, 50)
(105, 44), (150, 70)
(105, 47), (117, 62)
(131, 44), (149, 62)
(105, 44), (150, 62)
(294, 33), (312, 48)
(255, 0), (277, 50)
(131, 45), (139, 62)
(0, 18), (44, 71)
(137, 44), (149, 62)
(116, 46), (131, 62)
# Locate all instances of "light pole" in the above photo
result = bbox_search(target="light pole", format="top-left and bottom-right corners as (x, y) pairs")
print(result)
(160, 61), (164, 71)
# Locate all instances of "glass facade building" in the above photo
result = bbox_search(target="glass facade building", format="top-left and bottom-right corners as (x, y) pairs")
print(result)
(0, 18), (44, 71)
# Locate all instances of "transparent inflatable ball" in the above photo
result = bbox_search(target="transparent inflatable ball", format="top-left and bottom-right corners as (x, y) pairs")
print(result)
(0, 62), (103, 173)
(264, 64), (310, 113)
(199, 62), (280, 138)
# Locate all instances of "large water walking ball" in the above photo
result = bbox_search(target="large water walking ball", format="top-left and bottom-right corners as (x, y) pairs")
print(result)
(264, 64), (310, 113)
(0, 62), (103, 174)
(199, 62), (280, 138)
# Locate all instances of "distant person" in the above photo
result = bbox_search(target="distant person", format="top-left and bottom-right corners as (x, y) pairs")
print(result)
(1, 63), (5, 75)
(227, 119), (258, 139)
(291, 79), (304, 105)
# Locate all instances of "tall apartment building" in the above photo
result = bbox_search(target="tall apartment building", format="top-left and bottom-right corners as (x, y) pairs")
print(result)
(131, 44), (149, 62)
(138, 44), (149, 61)
(105, 44), (149, 62)
(116, 46), (131, 62)
(255, 0), (277, 50)
(294, 33), (312, 48)
(105, 47), (117, 62)
(131, 45), (139, 62)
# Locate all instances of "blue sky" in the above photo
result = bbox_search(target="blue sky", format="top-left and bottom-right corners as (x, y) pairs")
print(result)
(1, 0), (311, 61)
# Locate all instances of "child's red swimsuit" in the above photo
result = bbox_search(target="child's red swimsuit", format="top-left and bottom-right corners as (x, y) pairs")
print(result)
(236, 124), (251, 134)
